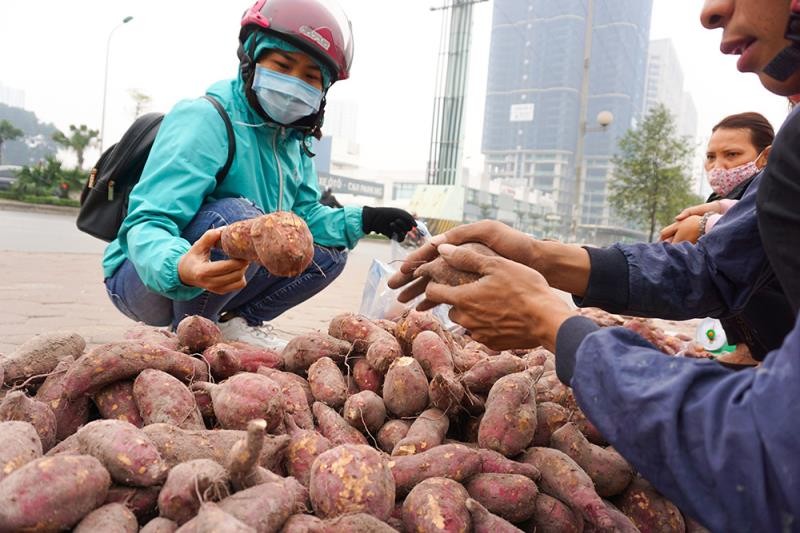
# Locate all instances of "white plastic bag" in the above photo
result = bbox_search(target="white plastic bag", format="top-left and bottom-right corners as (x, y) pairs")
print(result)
(359, 220), (457, 329)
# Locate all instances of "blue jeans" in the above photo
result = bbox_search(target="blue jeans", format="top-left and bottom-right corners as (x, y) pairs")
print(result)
(105, 198), (348, 329)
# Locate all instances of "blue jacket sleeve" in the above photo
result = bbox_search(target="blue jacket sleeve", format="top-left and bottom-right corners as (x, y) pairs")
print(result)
(576, 175), (774, 320)
(556, 315), (800, 532)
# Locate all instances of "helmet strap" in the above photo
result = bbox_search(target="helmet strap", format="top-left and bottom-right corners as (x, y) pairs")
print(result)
(763, 0), (800, 81)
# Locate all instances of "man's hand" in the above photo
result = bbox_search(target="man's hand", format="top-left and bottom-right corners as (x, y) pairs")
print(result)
(387, 220), (533, 306)
(423, 243), (575, 352)
(660, 215), (702, 244)
(178, 229), (249, 294)
(361, 206), (417, 241)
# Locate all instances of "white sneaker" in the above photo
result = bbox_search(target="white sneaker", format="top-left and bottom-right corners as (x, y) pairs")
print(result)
(217, 317), (289, 351)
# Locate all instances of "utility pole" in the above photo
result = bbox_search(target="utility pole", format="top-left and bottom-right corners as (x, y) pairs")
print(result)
(426, 0), (487, 186)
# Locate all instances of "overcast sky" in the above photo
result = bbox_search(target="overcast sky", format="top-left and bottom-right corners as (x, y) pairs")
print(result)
(0, 0), (791, 177)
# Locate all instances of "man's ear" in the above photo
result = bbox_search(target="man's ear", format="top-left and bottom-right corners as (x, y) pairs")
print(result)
(757, 145), (772, 168)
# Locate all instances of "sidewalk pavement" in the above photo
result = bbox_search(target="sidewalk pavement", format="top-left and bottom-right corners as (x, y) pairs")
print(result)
(0, 240), (389, 355)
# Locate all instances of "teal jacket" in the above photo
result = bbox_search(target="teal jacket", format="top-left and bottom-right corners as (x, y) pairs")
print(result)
(102, 78), (365, 301)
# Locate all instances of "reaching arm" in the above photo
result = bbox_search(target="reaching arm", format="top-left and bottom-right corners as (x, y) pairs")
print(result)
(555, 314), (800, 532)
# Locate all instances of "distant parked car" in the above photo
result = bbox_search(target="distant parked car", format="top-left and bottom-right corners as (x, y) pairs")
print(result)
(0, 165), (22, 191)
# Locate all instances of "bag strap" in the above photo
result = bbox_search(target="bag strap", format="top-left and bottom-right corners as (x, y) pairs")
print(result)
(201, 95), (236, 185)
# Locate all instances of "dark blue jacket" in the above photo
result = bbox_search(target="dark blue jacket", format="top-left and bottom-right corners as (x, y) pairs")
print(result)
(554, 110), (800, 531)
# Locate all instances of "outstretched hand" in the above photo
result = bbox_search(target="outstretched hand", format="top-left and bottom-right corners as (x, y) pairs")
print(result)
(178, 228), (249, 294)
(423, 243), (575, 351)
(387, 220), (535, 309)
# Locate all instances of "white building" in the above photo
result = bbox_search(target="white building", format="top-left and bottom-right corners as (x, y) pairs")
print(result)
(643, 39), (698, 141)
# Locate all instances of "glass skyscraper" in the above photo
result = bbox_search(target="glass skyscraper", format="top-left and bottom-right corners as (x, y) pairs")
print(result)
(481, 0), (653, 240)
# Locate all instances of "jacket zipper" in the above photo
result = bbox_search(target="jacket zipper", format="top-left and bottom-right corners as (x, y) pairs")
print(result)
(272, 127), (285, 212)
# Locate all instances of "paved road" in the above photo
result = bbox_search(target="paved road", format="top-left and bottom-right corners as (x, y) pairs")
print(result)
(0, 204), (394, 353)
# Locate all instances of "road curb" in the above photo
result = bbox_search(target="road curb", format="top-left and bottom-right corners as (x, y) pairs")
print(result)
(0, 199), (79, 216)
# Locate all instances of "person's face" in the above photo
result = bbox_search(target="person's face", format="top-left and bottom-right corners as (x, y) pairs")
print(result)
(701, 0), (800, 95)
(257, 50), (324, 90)
(705, 127), (761, 171)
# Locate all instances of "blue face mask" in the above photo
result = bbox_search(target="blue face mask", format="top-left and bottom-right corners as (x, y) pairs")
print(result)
(252, 65), (323, 126)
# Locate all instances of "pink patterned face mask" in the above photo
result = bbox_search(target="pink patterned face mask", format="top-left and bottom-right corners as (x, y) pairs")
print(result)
(707, 157), (762, 197)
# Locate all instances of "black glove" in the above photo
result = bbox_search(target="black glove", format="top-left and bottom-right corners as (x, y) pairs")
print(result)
(362, 206), (417, 241)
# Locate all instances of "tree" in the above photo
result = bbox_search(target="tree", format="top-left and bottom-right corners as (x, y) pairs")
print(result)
(0, 119), (24, 165)
(0, 103), (59, 165)
(129, 89), (152, 119)
(609, 104), (700, 242)
(52, 124), (99, 169)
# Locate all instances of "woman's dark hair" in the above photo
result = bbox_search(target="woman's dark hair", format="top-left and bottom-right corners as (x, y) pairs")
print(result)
(712, 112), (775, 153)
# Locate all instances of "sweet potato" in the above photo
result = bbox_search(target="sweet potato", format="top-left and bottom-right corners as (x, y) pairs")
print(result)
(218, 481), (299, 532)
(382, 357), (429, 418)
(534, 370), (576, 410)
(411, 331), (465, 413)
(414, 244), (497, 287)
(250, 211), (315, 277)
(34, 359), (90, 440)
(466, 498), (525, 533)
(231, 341), (284, 371)
(158, 459), (230, 524)
(282, 332), (352, 374)
(584, 500), (639, 533)
(0, 455), (111, 532)
(195, 503), (258, 532)
(284, 419), (333, 487)
(62, 341), (209, 400)
(0, 390), (57, 451)
(73, 502), (138, 533)
(478, 369), (540, 457)
(0, 331), (85, 386)
(389, 443), (482, 493)
(465, 473), (539, 523)
(77, 419), (167, 487)
(550, 422), (633, 498)
(391, 408), (449, 456)
(142, 423), (290, 472)
(314, 513), (399, 532)
(141, 517), (179, 533)
(531, 402), (569, 447)
(328, 313), (402, 373)
(521, 493), (582, 533)
(477, 448), (540, 480)
(520, 447), (614, 530)
(176, 315), (222, 354)
(461, 353), (527, 394)
(613, 477), (685, 532)
(221, 218), (259, 262)
(377, 419), (412, 454)
(312, 401), (368, 446)
(124, 324), (182, 351)
(395, 309), (450, 354)
(307, 356), (348, 409)
(258, 367), (314, 430)
(192, 373), (283, 431)
(93, 380), (144, 427)
(201, 343), (242, 381)
(105, 485), (161, 523)
(452, 344), (487, 373)
(309, 444), (395, 520)
(573, 411), (609, 446)
(134, 369), (205, 429)
(402, 477), (471, 533)
(281, 513), (323, 532)
(352, 356), (383, 393)
(0, 421), (42, 483)
(342, 390), (386, 435)
(226, 419), (279, 490)
(522, 347), (553, 368)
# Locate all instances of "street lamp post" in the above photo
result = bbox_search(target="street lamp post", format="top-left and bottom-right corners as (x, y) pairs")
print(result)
(100, 16), (134, 154)
(569, 0), (613, 243)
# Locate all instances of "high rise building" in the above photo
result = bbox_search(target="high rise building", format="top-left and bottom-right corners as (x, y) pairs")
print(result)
(643, 39), (698, 140)
(0, 82), (25, 109)
(481, 0), (653, 241)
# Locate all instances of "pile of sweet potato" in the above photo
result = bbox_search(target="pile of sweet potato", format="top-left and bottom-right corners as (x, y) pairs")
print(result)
(0, 310), (705, 532)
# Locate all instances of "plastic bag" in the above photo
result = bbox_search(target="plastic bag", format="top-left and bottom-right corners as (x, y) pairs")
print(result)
(359, 220), (458, 329)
